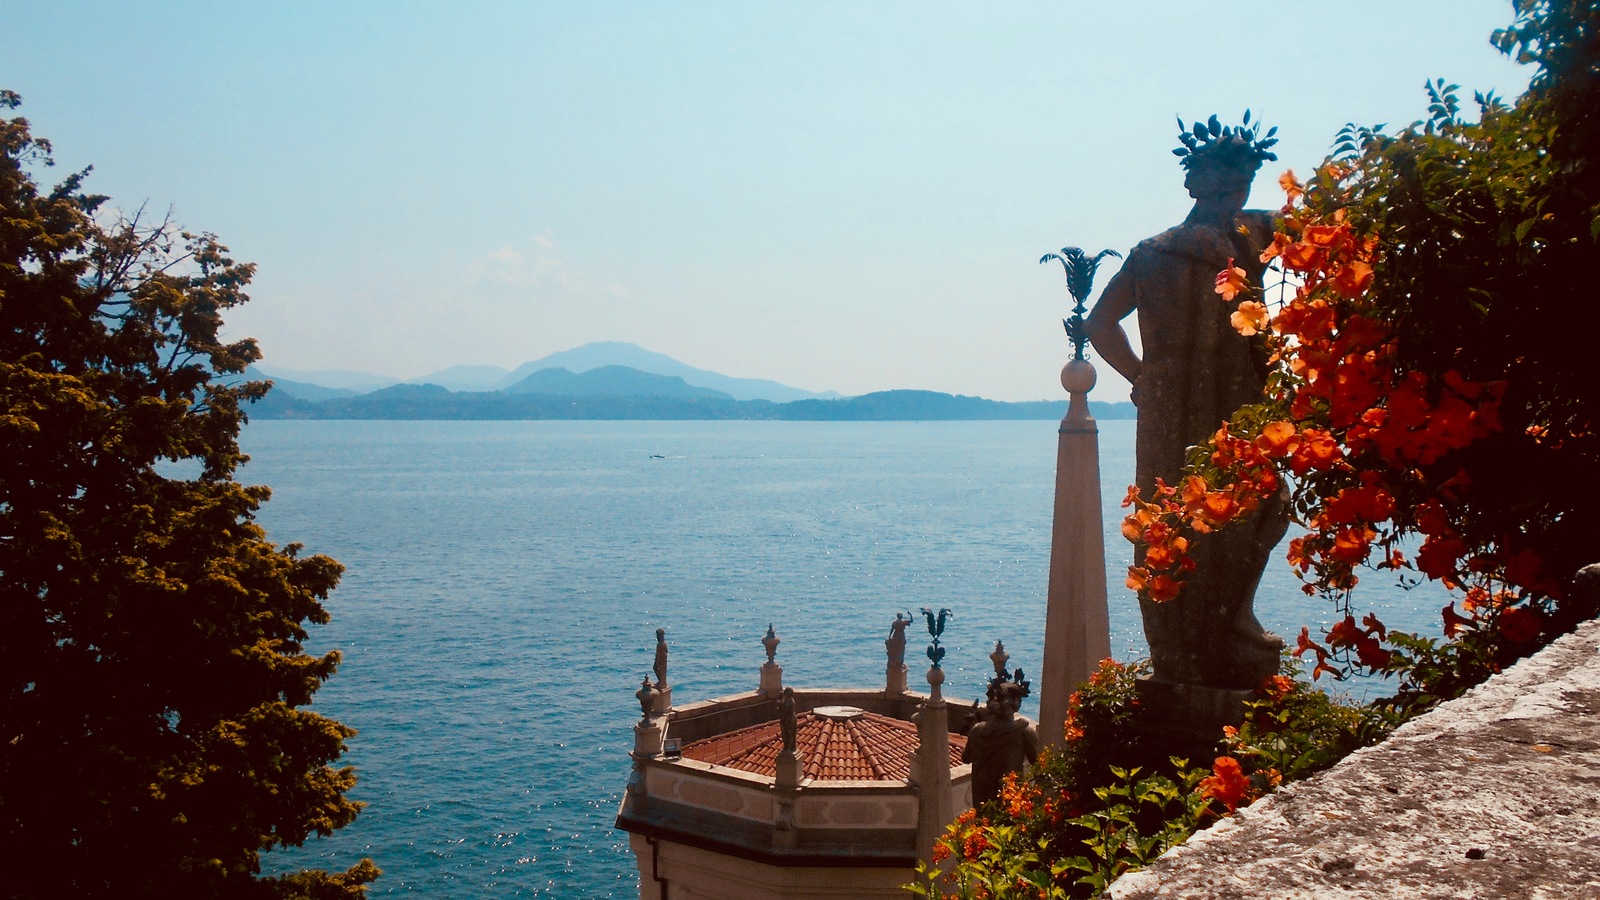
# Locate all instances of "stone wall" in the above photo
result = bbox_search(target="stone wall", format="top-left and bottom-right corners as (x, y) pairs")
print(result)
(1109, 617), (1600, 899)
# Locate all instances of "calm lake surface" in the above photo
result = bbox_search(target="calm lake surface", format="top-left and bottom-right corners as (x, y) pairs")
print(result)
(246, 420), (1446, 897)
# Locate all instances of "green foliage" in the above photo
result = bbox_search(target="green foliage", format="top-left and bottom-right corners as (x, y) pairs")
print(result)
(1, 91), (375, 897)
(1225, 666), (1388, 783)
(933, 5), (1599, 896)
(1317, 1), (1600, 605)
(914, 662), (1212, 898)
(1052, 765), (1210, 895)
(1373, 617), (1542, 719)
(923, 659), (1387, 898)
(908, 820), (1067, 900)
(1282, 0), (1600, 704)
(909, 764), (1210, 900)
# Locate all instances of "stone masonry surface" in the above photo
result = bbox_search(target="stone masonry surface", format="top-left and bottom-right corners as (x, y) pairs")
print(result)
(1109, 617), (1600, 899)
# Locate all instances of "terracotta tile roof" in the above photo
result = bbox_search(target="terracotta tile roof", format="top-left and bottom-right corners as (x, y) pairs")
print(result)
(680, 707), (967, 782)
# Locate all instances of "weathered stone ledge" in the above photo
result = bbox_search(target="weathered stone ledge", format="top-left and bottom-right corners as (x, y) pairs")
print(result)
(1109, 617), (1600, 899)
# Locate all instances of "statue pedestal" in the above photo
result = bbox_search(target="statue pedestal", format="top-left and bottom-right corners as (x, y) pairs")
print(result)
(653, 685), (672, 717)
(886, 664), (907, 696)
(773, 791), (799, 849)
(775, 750), (803, 790)
(1135, 676), (1252, 733)
(911, 675), (952, 864)
(759, 663), (782, 696)
(633, 719), (665, 759)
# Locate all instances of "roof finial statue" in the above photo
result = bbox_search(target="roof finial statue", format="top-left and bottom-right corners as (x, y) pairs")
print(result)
(774, 686), (804, 792)
(920, 607), (952, 701)
(886, 612), (911, 668)
(778, 687), (799, 756)
(763, 623), (780, 665)
(653, 628), (668, 688)
(885, 611), (912, 696)
(920, 607), (951, 670)
(1041, 247), (1122, 360)
(978, 639), (1033, 722)
(989, 640), (1010, 679)
(636, 677), (658, 722)
(759, 623), (784, 696)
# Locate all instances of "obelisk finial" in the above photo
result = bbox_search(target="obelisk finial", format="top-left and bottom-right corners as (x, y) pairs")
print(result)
(763, 623), (780, 664)
(1040, 246), (1122, 360)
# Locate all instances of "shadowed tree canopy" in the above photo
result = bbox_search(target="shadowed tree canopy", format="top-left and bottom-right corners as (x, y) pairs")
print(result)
(0, 91), (376, 898)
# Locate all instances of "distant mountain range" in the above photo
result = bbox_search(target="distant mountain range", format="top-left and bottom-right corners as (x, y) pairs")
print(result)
(257, 341), (840, 402)
(503, 365), (733, 401)
(248, 342), (1134, 422)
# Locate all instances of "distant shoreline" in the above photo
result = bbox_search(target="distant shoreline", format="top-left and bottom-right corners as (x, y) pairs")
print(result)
(249, 386), (1136, 422)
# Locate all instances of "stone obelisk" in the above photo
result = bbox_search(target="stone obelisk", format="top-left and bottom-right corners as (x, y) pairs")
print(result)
(1037, 248), (1117, 748)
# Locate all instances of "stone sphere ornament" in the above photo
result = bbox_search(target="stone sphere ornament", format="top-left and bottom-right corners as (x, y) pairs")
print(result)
(1061, 358), (1097, 395)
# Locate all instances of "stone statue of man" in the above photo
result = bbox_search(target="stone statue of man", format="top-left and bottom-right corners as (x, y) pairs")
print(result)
(652, 628), (668, 688)
(778, 687), (798, 755)
(961, 680), (1039, 805)
(1086, 116), (1289, 692)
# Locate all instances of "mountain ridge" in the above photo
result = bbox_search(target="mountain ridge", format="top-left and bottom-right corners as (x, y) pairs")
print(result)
(503, 342), (838, 402)
(249, 342), (1131, 418)
(261, 341), (837, 403)
(250, 379), (1135, 422)
(503, 365), (734, 400)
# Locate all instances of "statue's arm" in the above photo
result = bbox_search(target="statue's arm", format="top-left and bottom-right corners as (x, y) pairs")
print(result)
(1085, 262), (1143, 392)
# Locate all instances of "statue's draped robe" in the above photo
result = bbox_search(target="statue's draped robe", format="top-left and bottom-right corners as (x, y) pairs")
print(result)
(1108, 210), (1289, 689)
(961, 717), (1040, 805)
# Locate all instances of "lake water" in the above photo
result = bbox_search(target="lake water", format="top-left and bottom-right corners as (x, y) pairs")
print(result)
(246, 420), (1447, 897)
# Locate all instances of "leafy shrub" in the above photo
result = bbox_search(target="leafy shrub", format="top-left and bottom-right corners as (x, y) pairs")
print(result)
(912, 659), (1380, 898)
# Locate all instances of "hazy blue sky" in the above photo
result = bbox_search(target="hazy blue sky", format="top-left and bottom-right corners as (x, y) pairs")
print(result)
(6, 2), (1529, 400)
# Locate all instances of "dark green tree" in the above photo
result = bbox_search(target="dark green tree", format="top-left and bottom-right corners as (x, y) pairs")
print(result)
(0, 91), (377, 898)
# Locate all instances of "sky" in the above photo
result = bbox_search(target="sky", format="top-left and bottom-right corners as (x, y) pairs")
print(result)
(5, 2), (1531, 401)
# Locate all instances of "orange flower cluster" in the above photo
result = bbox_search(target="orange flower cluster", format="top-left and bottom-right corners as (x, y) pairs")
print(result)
(999, 772), (1041, 820)
(1196, 756), (1252, 814)
(1121, 480), (1193, 602)
(1292, 627), (1341, 681)
(1122, 164), (1547, 674)
(1261, 674), (1295, 703)
(1444, 581), (1546, 644)
(932, 808), (985, 865)
(1121, 426), (1292, 603)
(962, 827), (989, 860)
(1328, 613), (1392, 670)
(1214, 258), (1248, 301)
(1062, 658), (1132, 741)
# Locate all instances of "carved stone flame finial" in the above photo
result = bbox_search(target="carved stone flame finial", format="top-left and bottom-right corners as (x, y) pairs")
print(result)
(763, 623), (780, 665)
(990, 640), (1010, 679)
(983, 638), (1032, 709)
(636, 677), (657, 721)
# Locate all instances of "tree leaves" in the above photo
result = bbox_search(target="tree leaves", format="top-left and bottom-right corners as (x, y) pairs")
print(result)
(1, 93), (374, 898)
